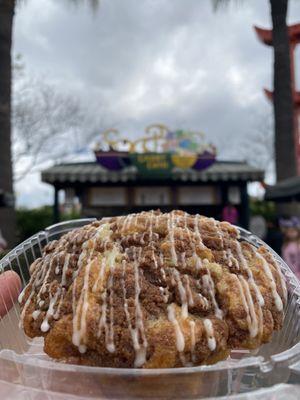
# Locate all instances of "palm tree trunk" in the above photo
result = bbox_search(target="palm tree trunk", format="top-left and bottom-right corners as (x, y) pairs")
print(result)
(270, 0), (297, 181)
(0, 0), (16, 247)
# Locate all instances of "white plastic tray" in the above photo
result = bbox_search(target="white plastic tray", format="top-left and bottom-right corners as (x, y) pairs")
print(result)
(0, 219), (300, 399)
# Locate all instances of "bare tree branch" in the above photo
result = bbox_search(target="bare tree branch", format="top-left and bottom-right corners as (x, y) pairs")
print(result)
(12, 65), (110, 181)
(240, 108), (275, 180)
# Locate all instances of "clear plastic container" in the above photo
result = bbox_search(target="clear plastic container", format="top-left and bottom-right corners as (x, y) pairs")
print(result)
(0, 219), (300, 399)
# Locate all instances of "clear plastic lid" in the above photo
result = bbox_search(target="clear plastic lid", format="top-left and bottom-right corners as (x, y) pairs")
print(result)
(0, 219), (300, 399)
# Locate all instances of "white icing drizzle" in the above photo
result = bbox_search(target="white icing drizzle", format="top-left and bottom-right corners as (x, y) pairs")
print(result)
(106, 271), (115, 353)
(121, 261), (140, 361)
(159, 252), (166, 280)
(235, 241), (265, 307)
(61, 253), (71, 286)
(132, 247), (148, 366)
(223, 250), (233, 267)
(256, 252), (283, 311)
(18, 288), (26, 304)
(172, 268), (188, 319)
(155, 213), (160, 229)
(41, 287), (61, 332)
(170, 270), (176, 286)
(181, 252), (187, 269)
(33, 259), (47, 287)
(184, 275), (194, 307)
(122, 213), (134, 234)
(98, 288), (107, 340)
(53, 288), (65, 320)
(19, 292), (34, 328)
(179, 353), (189, 367)
(225, 248), (238, 269)
(235, 275), (258, 338)
(160, 266), (166, 281)
(197, 291), (209, 308)
(72, 269), (79, 280)
(121, 251), (148, 367)
(148, 210), (154, 242)
(203, 319), (216, 351)
(202, 271), (223, 319)
(134, 214), (139, 228)
(183, 212), (192, 242)
(167, 303), (185, 352)
(36, 261), (53, 305)
(189, 320), (196, 363)
(257, 298), (264, 338)
(152, 250), (158, 269)
(168, 213), (178, 265)
(209, 218), (224, 248)
(159, 252), (164, 265)
(266, 251), (288, 304)
(195, 255), (202, 271)
(92, 257), (106, 293)
(72, 224), (113, 353)
(159, 286), (169, 303)
(194, 259), (210, 308)
(194, 214), (204, 247)
(96, 246), (118, 353)
(32, 310), (41, 321)
(72, 253), (93, 352)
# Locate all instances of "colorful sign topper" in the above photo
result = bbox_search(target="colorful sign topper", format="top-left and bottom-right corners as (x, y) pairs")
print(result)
(94, 124), (216, 177)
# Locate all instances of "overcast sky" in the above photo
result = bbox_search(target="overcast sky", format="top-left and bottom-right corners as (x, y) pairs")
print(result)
(13, 0), (300, 207)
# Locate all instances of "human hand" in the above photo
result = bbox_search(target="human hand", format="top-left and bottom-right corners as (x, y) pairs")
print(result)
(0, 271), (22, 318)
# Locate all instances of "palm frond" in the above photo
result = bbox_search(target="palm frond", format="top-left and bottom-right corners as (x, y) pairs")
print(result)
(17, 0), (100, 11)
(212, 0), (243, 12)
(212, 0), (230, 11)
(64, 0), (100, 12)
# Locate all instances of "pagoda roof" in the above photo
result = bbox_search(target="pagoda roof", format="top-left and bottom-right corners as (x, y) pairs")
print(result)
(265, 176), (300, 202)
(41, 161), (264, 185)
(254, 23), (300, 46)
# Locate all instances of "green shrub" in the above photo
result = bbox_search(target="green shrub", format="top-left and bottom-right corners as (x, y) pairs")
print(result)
(250, 198), (276, 221)
(16, 206), (80, 243)
(16, 206), (54, 243)
(0, 250), (9, 261)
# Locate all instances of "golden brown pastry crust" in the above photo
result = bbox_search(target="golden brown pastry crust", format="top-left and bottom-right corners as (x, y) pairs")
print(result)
(19, 210), (287, 368)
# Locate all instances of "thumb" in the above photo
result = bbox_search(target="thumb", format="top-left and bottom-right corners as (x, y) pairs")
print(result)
(0, 271), (22, 318)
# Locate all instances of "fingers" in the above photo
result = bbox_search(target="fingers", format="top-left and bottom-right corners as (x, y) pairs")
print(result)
(0, 271), (22, 318)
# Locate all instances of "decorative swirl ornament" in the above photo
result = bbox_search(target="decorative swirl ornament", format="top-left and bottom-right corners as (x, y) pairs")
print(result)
(94, 124), (217, 173)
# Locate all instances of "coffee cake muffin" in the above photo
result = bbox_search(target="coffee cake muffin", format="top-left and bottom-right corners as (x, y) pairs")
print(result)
(19, 210), (287, 368)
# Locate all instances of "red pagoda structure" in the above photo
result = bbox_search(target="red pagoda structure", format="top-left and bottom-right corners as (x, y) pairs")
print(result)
(254, 23), (300, 176)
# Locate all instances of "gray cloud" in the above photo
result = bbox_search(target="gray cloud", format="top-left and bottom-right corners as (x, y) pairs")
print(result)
(13, 0), (300, 206)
